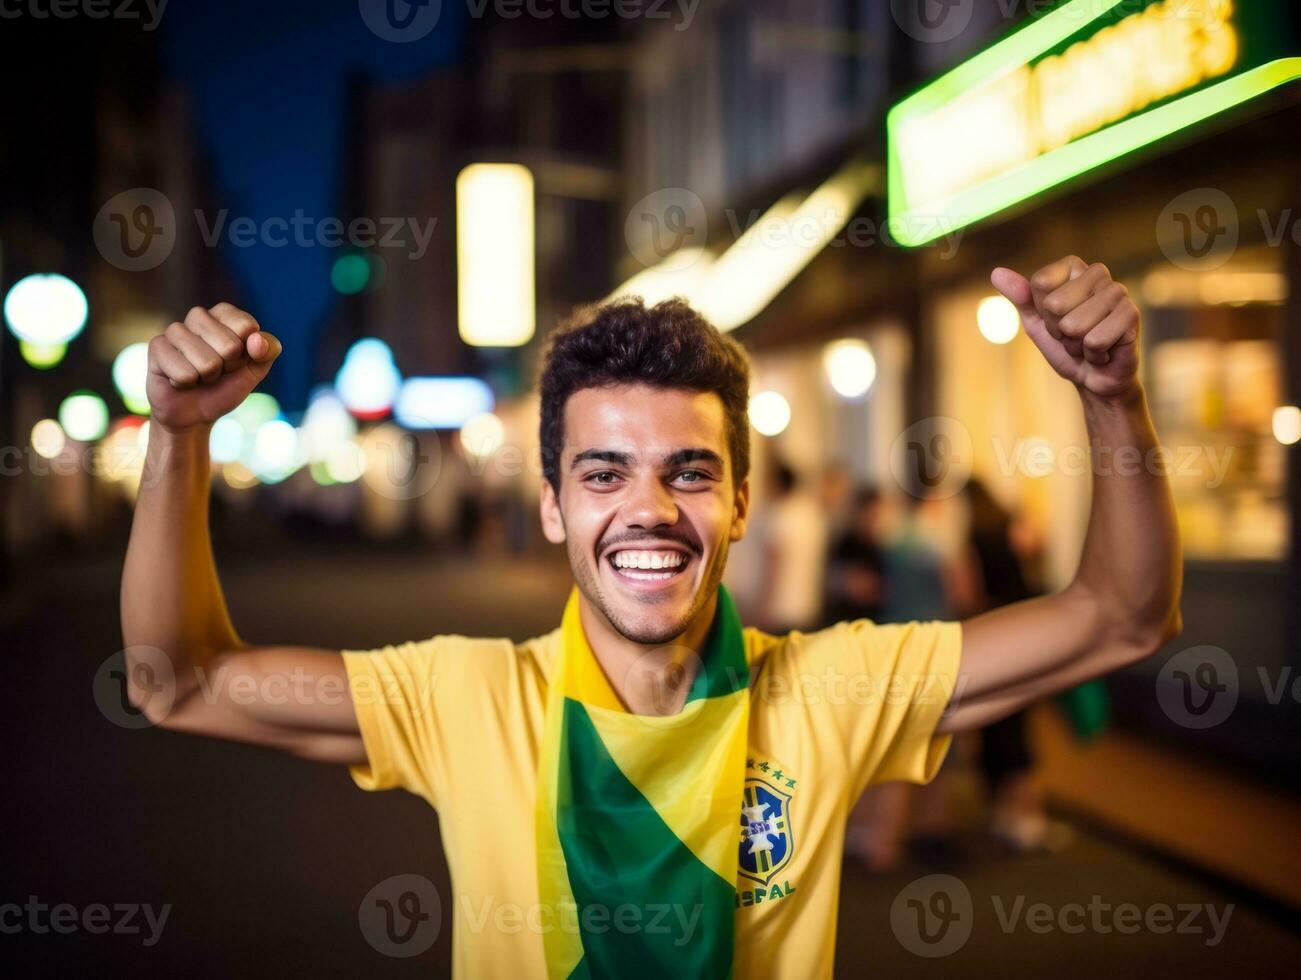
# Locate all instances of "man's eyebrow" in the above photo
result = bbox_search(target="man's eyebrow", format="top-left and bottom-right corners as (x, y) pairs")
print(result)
(662, 448), (724, 468)
(570, 449), (633, 470)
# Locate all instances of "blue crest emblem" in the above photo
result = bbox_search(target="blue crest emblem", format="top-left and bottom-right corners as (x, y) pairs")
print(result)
(737, 776), (794, 885)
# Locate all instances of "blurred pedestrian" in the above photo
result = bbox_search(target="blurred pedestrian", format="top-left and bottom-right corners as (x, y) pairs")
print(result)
(823, 484), (886, 626)
(961, 479), (1050, 852)
(758, 460), (827, 632)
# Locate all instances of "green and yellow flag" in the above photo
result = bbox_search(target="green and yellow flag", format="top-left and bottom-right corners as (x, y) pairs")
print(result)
(536, 587), (751, 978)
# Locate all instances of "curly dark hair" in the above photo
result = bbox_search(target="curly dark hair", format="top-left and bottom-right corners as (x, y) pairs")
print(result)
(538, 297), (752, 493)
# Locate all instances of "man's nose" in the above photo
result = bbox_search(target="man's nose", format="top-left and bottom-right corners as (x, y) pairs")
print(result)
(622, 476), (678, 529)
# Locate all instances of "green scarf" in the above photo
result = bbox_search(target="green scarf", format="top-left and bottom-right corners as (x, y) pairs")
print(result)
(535, 586), (751, 978)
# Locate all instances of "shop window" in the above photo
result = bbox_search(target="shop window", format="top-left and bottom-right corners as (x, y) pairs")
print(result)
(1142, 253), (1290, 561)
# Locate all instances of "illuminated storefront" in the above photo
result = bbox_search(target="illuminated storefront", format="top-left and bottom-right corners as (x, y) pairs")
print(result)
(888, 0), (1301, 773)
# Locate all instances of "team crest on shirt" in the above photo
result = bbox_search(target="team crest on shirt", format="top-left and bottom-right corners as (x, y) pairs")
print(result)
(737, 757), (797, 886)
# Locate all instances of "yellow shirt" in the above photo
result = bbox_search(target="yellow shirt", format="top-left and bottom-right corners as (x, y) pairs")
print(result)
(343, 617), (962, 979)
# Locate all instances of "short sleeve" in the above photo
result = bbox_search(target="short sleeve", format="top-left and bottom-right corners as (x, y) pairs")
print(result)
(777, 619), (962, 799)
(342, 633), (547, 810)
(342, 639), (448, 804)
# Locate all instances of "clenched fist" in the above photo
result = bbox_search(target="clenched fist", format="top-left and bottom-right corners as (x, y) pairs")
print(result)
(992, 257), (1140, 400)
(147, 304), (282, 432)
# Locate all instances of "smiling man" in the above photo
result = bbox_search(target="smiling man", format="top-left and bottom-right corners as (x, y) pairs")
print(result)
(121, 257), (1182, 978)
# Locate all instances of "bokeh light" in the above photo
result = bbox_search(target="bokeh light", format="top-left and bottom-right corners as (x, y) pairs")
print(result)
(336, 338), (401, 419)
(748, 390), (791, 437)
(112, 342), (152, 415)
(58, 391), (110, 442)
(19, 340), (67, 369)
(822, 339), (877, 399)
(209, 416), (247, 463)
(1273, 405), (1301, 446)
(4, 273), (88, 346)
(459, 412), (505, 459)
(397, 377), (494, 429)
(977, 295), (1021, 344)
(331, 253), (371, 295)
(31, 419), (66, 460)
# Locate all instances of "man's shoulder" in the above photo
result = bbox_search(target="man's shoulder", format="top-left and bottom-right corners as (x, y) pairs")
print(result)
(346, 627), (561, 684)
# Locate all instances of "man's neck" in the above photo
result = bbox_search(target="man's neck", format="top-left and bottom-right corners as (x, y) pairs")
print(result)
(577, 592), (719, 717)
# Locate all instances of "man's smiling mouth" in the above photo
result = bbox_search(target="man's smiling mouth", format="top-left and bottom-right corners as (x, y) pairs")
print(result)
(607, 548), (690, 583)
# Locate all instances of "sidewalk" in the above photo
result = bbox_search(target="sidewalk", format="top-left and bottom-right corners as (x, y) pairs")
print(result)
(1032, 705), (1301, 909)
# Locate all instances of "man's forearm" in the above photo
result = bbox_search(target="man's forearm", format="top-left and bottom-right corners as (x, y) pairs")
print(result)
(121, 425), (241, 677)
(1070, 385), (1182, 646)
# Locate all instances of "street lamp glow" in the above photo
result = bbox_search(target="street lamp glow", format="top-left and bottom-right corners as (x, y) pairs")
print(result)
(978, 295), (1021, 344)
(4, 273), (88, 346)
(336, 337), (401, 419)
(1273, 405), (1301, 446)
(397, 377), (495, 429)
(209, 416), (247, 463)
(823, 339), (877, 398)
(457, 163), (535, 347)
(302, 388), (357, 461)
(58, 391), (109, 442)
(112, 342), (152, 415)
(459, 412), (505, 459)
(748, 390), (791, 437)
(325, 440), (365, 483)
(19, 340), (67, 369)
(31, 419), (66, 460)
(250, 419), (301, 482)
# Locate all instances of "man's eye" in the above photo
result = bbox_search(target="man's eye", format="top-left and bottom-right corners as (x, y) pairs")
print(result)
(675, 470), (708, 485)
(588, 471), (620, 485)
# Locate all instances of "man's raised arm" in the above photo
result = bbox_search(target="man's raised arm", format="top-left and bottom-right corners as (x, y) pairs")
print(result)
(120, 304), (366, 764)
(939, 257), (1183, 734)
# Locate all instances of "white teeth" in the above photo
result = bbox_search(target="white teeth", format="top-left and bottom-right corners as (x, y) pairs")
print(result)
(611, 550), (686, 572)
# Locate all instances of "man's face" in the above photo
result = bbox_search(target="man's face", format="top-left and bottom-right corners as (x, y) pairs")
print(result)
(540, 383), (749, 645)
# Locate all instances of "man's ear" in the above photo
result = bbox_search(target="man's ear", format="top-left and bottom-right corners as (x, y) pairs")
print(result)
(729, 476), (751, 542)
(539, 478), (567, 544)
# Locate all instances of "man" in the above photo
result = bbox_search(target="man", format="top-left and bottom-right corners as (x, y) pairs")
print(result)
(121, 257), (1182, 978)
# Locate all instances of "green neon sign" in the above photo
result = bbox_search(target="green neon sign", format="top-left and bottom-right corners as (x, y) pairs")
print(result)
(887, 0), (1301, 246)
